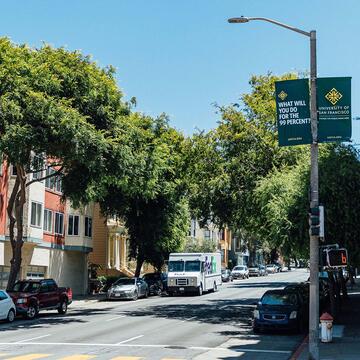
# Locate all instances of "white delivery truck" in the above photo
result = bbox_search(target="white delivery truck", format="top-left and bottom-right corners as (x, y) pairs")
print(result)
(167, 252), (222, 296)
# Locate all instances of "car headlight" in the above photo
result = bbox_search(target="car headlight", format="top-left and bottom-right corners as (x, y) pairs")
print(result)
(289, 311), (297, 319)
(17, 298), (27, 304)
(253, 310), (260, 319)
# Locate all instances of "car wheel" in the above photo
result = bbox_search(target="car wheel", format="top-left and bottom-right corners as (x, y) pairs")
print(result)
(7, 309), (15, 323)
(253, 326), (260, 334)
(58, 299), (68, 314)
(25, 304), (38, 320)
(133, 291), (138, 301)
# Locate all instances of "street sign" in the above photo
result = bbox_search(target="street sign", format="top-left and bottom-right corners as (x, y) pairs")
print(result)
(327, 249), (348, 267)
(275, 79), (312, 146)
(317, 77), (352, 142)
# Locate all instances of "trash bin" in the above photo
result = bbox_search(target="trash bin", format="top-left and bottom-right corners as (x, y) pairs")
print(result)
(320, 312), (333, 343)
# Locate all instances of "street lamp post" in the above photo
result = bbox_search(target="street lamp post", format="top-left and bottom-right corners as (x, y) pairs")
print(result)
(228, 17), (319, 360)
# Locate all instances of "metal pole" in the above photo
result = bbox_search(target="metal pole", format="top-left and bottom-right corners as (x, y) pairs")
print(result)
(309, 29), (319, 360)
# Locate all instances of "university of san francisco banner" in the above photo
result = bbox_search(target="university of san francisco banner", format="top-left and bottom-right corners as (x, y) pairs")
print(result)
(317, 77), (352, 143)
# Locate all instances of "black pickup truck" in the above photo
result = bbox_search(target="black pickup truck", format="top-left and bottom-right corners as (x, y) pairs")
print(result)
(8, 278), (72, 319)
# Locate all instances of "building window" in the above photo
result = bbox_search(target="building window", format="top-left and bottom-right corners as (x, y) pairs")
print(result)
(26, 266), (46, 280)
(11, 165), (17, 176)
(32, 154), (44, 180)
(85, 217), (92, 237)
(45, 167), (62, 192)
(43, 209), (53, 233)
(30, 202), (42, 228)
(68, 214), (79, 236)
(54, 212), (64, 235)
(204, 229), (211, 239)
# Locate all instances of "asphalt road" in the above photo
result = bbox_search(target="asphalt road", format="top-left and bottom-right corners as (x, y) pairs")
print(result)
(0, 269), (308, 360)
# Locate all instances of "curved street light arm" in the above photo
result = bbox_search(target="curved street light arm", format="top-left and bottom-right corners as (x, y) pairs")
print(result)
(247, 17), (311, 37)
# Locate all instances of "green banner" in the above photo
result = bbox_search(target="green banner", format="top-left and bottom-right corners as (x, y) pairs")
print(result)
(317, 77), (352, 142)
(275, 79), (312, 146)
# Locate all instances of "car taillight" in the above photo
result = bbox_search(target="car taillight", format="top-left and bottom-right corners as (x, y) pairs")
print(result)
(68, 288), (73, 299)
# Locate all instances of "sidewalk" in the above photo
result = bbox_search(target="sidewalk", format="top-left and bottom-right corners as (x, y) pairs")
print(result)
(71, 293), (106, 307)
(295, 279), (360, 360)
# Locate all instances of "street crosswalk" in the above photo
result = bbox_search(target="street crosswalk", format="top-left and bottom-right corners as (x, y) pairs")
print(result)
(0, 355), (185, 360)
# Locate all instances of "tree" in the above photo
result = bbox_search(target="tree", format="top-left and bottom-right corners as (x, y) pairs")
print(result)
(0, 38), (129, 289)
(188, 73), (303, 232)
(100, 114), (190, 276)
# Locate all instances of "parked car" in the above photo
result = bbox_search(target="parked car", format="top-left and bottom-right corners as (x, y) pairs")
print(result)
(107, 277), (149, 300)
(142, 273), (166, 295)
(0, 290), (16, 322)
(221, 269), (233, 282)
(284, 283), (309, 306)
(266, 264), (277, 274)
(8, 279), (72, 319)
(259, 265), (267, 276)
(253, 289), (307, 333)
(248, 266), (261, 277)
(231, 265), (249, 279)
(274, 263), (283, 272)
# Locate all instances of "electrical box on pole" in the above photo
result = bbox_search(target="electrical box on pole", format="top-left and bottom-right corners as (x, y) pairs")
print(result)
(319, 205), (324, 239)
(309, 207), (320, 236)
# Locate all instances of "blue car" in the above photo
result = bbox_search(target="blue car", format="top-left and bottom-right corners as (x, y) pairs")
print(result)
(253, 289), (307, 333)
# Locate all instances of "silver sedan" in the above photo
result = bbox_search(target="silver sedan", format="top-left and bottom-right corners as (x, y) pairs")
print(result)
(107, 277), (149, 300)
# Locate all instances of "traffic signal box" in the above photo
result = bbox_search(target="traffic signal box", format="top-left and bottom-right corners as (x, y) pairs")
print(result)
(309, 207), (320, 236)
(327, 249), (348, 267)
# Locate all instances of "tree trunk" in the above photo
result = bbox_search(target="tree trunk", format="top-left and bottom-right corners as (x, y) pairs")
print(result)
(135, 255), (144, 278)
(6, 165), (27, 290)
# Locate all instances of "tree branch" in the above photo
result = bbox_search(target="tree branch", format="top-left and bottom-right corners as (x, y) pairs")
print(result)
(26, 166), (64, 187)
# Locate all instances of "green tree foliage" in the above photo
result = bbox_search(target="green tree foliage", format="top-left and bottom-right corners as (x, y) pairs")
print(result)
(255, 144), (360, 266)
(100, 115), (190, 276)
(188, 73), (303, 231)
(0, 38), (129, 288)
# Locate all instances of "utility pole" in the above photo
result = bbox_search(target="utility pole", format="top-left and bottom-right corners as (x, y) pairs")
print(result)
(309, 30), (319, 360)
(227, 17), (320, 359)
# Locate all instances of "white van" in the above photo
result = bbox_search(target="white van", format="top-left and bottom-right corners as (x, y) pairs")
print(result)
(167, 252), (222, 296)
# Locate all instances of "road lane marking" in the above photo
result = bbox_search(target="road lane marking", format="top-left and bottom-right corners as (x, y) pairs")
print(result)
(58, 356), (96, 360)
(15, 335), (51, 343)
(111, 357), (143, 360)
(116, 335), (144, 345)
(5, 354), (51, 360)
(0, 342), (292, 353)
(106, 316), (125, 322)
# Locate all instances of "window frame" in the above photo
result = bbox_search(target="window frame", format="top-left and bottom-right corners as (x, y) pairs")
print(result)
(43, 209), (53, 233)
(68, 214), (80, 236)
(30, 201), (43, 228)
(85, 216), (92, 237)
(54, 212), (64, 235)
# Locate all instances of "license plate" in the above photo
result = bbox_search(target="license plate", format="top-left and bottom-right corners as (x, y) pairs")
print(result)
(115, 293), (121, 297)
(179, 287), (184, 291)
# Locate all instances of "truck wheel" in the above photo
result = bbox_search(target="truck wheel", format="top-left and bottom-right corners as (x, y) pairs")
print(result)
(213, 282), (218, 292)
(58, 299), (68, 314)
(25, 304), (38, 320)
(7, 309), (15, 323)
(197, 284), (203, 296)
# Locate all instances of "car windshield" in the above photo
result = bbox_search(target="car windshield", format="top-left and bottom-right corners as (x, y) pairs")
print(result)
(168, 261), (184, 272)
(143, 274), (159, 280)
(12, 281), (40, 293)
(262, 293), (298, 305)
(185, 260), (201, 272)
(113, 278), (135, 286)
(234, 266), (244, 271)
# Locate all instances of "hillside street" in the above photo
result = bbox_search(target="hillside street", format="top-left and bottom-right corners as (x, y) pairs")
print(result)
(0, 269), (308, 360)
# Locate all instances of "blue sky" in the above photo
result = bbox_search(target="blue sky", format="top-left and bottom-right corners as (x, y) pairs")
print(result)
(2, 0), (359, 141)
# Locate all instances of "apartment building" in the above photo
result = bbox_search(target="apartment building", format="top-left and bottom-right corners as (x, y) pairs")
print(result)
(0, 162), (93, 295)
(188, 219), (232, 268)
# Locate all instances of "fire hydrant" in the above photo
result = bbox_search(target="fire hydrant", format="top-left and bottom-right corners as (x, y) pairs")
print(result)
(320, 312), (334, 343)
